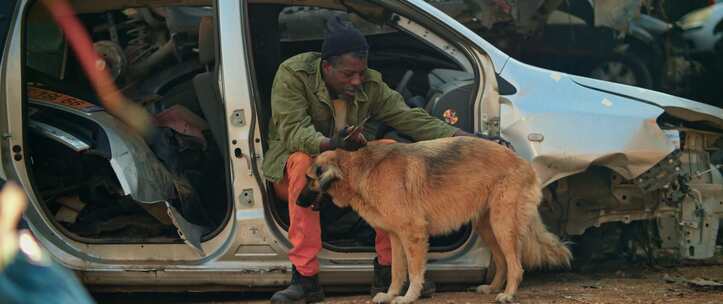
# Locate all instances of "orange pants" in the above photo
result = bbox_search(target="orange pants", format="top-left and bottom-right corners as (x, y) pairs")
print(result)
(273, 151), (392, 277)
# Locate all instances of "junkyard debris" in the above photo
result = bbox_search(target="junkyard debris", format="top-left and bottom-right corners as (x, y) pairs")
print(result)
(663, 273), (723, 291)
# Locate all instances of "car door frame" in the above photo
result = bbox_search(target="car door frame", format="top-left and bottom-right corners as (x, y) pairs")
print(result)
(0, 0), (261, 272)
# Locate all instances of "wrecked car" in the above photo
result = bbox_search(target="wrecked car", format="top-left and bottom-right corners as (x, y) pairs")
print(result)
(0, 0), (721, 291)
(427, 0), (695, 93)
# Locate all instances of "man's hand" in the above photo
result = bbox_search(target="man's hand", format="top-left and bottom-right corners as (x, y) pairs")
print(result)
(329, 126), (367, 151)
(0, 182), (27, 269)
(453, 129), (514, 150)
(474, 133), (514, 150)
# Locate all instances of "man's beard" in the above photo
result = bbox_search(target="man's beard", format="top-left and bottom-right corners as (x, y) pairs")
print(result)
(341, 86), (358, 100)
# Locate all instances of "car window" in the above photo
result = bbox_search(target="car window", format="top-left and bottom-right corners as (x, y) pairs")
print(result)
(26, 5), (67, 79)
(0, 1), (19, 60)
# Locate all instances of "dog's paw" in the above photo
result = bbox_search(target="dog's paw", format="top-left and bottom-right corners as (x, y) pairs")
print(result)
(391, 295), (417, 304)
(474, 284), (495, 294)
(373, 292), (395, 303)
(495, 292), (516, 303)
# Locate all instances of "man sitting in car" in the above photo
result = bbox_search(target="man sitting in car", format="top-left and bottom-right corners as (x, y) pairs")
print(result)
(262, 16), (474, 303)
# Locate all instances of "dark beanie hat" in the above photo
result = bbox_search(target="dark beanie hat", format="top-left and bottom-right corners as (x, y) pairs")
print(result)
(321, 16), (369, 59)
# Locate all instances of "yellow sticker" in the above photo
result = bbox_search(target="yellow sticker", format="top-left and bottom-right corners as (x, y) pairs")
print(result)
(28, 87), (102, 112)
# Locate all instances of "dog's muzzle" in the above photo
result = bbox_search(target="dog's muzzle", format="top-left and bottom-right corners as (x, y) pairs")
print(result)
(297, 184), (327, 211)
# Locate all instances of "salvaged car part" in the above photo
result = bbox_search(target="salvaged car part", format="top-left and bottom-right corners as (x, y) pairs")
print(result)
(635, 150), (683, 193)
(165, 201), (206, 256)
(430, 0), (700, 94)
(28, 120), (90, 152)
(660, 130), (723, 259)
(588, 56), (651, 87)
(93, 40), (126, 81)
(27, 86), (208, 255)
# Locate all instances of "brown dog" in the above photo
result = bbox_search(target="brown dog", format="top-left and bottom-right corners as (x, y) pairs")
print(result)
(306, 136), (572, 304)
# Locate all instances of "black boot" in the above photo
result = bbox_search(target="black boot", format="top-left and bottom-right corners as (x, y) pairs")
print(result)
(270, 266), (325, 304)
(370, 257), (393, 296)
(369, 258), (436, 298)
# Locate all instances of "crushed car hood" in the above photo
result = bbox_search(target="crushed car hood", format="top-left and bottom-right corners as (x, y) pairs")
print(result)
(570, 75), (723, 131)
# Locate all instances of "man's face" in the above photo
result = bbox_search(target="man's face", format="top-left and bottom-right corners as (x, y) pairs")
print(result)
(322, 53), (367, 101)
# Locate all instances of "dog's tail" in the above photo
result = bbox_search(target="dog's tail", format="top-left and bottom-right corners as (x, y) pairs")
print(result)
(520, 178), (572, 269)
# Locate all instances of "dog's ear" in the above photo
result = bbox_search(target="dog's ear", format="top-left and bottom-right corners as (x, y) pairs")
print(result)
(319, 164), (342, 191)
(306, 164), (320, 179)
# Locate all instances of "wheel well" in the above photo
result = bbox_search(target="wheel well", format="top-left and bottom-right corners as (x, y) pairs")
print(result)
(540, 166), (660, 237)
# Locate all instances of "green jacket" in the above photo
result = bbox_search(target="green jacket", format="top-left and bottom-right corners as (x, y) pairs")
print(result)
(262, 52), (458, 182)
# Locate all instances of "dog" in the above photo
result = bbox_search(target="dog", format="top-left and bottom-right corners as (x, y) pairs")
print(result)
(304, 136), (572, 304)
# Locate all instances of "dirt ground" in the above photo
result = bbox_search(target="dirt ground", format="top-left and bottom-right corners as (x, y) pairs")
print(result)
(94, 259), (723, 304)
(298, 261), (723, 304)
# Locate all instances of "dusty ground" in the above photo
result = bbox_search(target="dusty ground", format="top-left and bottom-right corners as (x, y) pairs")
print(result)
(289, 262), (723, 304)
(95, 260), (723, 304)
